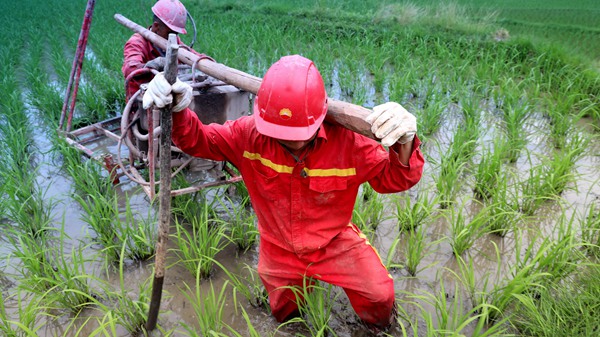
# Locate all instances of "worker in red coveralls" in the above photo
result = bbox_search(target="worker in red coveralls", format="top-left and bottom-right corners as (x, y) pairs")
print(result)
(121, 0), (213, 101)
(142, 55), (424, 333)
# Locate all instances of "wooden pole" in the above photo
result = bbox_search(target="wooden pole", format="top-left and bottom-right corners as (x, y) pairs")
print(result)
(113, 14), (377, 140)
(145, 34), (179, 332)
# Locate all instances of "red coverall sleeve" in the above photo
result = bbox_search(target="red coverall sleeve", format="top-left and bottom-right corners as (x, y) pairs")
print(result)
(122, 35), (148, 79)
(171, 108), (245, 167)
(362, 135), (424, 193)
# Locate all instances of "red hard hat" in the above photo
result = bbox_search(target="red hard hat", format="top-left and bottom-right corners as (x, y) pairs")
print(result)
(152, 0), (187, 34)
(254, 55), (328, 141)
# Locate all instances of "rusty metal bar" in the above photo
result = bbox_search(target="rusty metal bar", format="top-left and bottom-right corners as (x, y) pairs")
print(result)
(59, 0), (96, 132)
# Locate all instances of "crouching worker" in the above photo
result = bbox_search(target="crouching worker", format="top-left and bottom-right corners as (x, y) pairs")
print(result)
(142, 55), (424, 332)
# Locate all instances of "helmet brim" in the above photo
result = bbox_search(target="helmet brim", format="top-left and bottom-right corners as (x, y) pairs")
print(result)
(253, 102), (327, 141)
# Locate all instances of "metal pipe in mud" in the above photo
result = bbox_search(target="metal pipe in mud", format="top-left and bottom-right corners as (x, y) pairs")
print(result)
(59, 0), (96, 132)
(145, 34), (179, 332)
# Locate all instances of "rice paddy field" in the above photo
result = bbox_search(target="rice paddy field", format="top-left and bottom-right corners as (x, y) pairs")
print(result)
(1, 0), (599, 336)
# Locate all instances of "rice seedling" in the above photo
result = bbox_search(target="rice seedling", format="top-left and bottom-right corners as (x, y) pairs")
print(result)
(0, 289), (45, 337)
(416, 94), (447, 138)
(499, 82), (531, 163)
(445, 201), (489, 257)
(353, 183), (387, 232)
(40, 221), (101, 314)
(181, 278), (231, 336)
(484, 228), (577, 322)
(224, 305), (262, 337)
(511, 263), (600, 337)
(170, 175), (200, 218)
(518, 156), (555, 215)
(485, 173), (521, 237)
(580, 202), (600, 259)
(101, 243), (151, 336)
(394, 190), (437, 232)
(213, 259), (268, 309)
(173, 198), (228, 278)
(522, 210), (584, 287)
(217, 194), (258, 253)
(7, 228), (55, 293)
(121, 199), (156, 261)
(434, 143), (469, 209)
(384, 231), (404, 271)
(449, 114), (480, 164)
(541, 133), (588, 196)
(280, 277), (337, 337)
(544, 92), (587, 150)
(4, 185), (54, 239)
(398, 280), (507, 337)
(404, 223), (429, 276)
(473, 138), (506, 201)
(74, 192), (122, 262)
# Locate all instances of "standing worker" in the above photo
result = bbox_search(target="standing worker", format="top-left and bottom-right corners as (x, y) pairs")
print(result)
(142, 55), (424, 333)
(121, 0), (214, 100)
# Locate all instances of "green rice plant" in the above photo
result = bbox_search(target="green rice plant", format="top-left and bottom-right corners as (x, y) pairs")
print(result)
(213, 259), (268, 308)
(0, 289), (44, 337)
(74, 192), (122, 262)
(230, 180), (250, 201)
(102, 243), (151, 336)
(447, 255), (478, 308)
(181, 278), (230, 337)
(445, 201), (489, 257)
(404, 223), (429, 276)
(473, 139), (506, 201)
(519, 211), (584, 287)
(4, 186), (54, 239)
(511, 263), (600, 337)
(500, 85), (531, 163)
(121, 199), (156, 261)
(449, 116), (479, 164)
(485, 265), (548, 323)
(541, 133), (588, 196)
(170, 174), (200, 218)
(416, 95), (447, 138)
(544, 92), (587, 150)
(384, 231), (404, 271)
(65, 153), (114, 198)
(280, 277), (337, 337)
(217, 194), (258, 253)
(394, 190), (437, 232)
(41, 221), (100, 314)
(173, 200), (228, 278)
(518, 156), (555, 215)
(7, 228), (55, 293)
(580, 202), (600, 259)
(434, 142), (469, 209)
(224, 305), (262, 337)
(398, 280), (507, 337)
(353, 183), (387, 231)
(485, 173), (521, 237)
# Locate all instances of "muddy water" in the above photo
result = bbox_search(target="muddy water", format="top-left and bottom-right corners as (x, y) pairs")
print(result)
(1, 93), (600, 337)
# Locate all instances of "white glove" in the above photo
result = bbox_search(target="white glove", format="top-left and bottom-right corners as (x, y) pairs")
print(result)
(365, 102), (417, 147)
(142, 72), (192, 112)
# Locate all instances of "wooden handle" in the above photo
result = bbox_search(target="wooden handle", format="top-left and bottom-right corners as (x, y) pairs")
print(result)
(114, 14), (378, 140)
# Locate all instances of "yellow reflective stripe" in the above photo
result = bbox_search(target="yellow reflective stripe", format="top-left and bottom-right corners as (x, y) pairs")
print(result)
(305, 167), (356, 177)
(243, 151), (356, 177)
(243, 151), (294, 174)
(348, 223), (393, 279)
